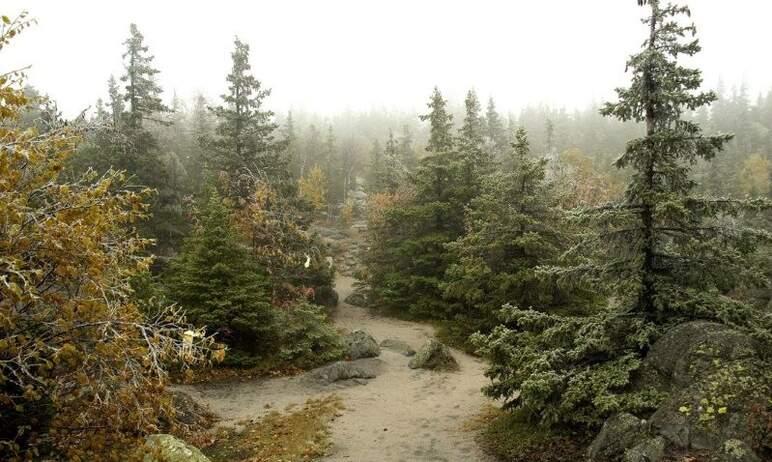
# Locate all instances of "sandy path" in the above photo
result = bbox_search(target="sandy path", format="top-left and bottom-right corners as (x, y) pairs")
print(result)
(178, 275), (492, 462)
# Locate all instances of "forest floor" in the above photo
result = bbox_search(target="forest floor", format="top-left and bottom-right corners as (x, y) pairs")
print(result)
(178, 273), (493, 461)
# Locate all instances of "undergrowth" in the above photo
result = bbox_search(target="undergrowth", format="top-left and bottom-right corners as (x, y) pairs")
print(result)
(201, 395), (344, 462)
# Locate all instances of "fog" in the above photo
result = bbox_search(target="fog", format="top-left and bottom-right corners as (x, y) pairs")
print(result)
(5, 0), (772, 117)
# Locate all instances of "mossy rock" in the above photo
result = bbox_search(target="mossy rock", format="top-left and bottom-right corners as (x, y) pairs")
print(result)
(408, 339), (458, 371)
(144, 434), (210, 462)
(344, 330), (380, 359)
(587, 413), (648, 462)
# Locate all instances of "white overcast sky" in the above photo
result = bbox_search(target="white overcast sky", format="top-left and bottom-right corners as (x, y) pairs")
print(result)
(3, 1), (771, 118)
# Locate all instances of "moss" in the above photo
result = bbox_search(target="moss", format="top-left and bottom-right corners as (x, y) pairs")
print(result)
(202, 395), (344, 462)
(470, 406), (591, 462)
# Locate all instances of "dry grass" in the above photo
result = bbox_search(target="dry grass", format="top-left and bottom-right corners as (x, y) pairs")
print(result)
(468, 405), (591, 462)
(200, 395), (344, 462)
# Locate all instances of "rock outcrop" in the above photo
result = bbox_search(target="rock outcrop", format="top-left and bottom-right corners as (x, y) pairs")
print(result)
(143, 434), (210, 462)
(408, 339), (458, 371)
(307, 359), (382, 385)
(587, 321), (769, 462)
(344, 329), (380, 359)
(344, 290), (367, 307)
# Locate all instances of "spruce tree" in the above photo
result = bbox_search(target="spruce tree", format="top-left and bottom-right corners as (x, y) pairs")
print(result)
(397, 124), (418, 172)
(368, 131), (404, 194)
(474, 0), (771, 428)
(456, 89), (491, 199)
(166, 189), (277, 362)
(107, 75), (124, 127)
(367, 139), (384, 193)
(365, 87), (466, 318)
(444, 128), (588, 339)
(207, 37), (284, 200)
(382, 129), (405, 193)
(322, 125), (340, 208)
(484, 97), (508, 160)
(121, 24), (168, 128)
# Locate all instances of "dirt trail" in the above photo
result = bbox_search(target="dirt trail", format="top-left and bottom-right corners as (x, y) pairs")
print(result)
(179, 275), (492, 462)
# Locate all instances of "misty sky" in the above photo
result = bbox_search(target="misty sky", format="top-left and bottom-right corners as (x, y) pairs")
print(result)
(4, 0), (772, 118)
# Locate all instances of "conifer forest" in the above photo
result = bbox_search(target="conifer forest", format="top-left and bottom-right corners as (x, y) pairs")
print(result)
(1, 1), (771, 461)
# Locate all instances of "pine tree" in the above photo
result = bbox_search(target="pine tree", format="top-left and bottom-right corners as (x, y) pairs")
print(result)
(382, 129), (404, 193)
(397, 124), (418, 172)
(367, 139), (384, 193)
(207, 37), (284, 200)
(121, 24), (168, 128)
(368, 130), (405, 194)
(474, 0), (771, 428)
(420, 86), (454, 154)
(484, 97), (508, 160)
(456, 89), (491, 199)
(365, 87), (466, 318)
(165, 189), (277, 361)
(322, 125), (340, 208)
(445, 128), (589, 342)
(283, 111), (300, 178)
(107, 75), (124, 127)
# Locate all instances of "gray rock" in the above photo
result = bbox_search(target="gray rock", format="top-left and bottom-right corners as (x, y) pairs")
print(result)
(623, 436), (666, 462)
(645, 322), (765, 453)
(588, 413), (648, 462)
(143, 434), (210, 462)
(643, 321), (756, 389)
(344, 330), (380, 359)
(344, 291), (367, 307)
(380, 338), (416, 356)
(712, 439), (761, 462)
(408, 339), (458, 371)
(307, 359), (381, 385)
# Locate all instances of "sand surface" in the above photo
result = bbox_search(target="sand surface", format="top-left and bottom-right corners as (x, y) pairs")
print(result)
(178, 275), (492, 462)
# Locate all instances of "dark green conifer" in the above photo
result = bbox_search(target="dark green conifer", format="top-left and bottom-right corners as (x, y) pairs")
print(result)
(166, 189), (276, 362)
(474, 0), (771, 427)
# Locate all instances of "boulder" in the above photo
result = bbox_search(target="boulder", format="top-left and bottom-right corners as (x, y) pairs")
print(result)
(712, 440), (761, 462)
(588, 321), (769, 462)
(344, 291), (367, 307)
(644, 322), (766, 452)
(408, 339), (458, 371)
(642, 321), (756, 389)
(307, 359), (381, 385)
(143, 434), (210, 462)
(344, 330), (380, 359)
(380, 338), (416, 356)
(587, 413), (648, 462)
(623, 436), (666, 462)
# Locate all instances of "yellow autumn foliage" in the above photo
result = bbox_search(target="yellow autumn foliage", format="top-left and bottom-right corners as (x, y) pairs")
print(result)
(0, 15), (212, 461)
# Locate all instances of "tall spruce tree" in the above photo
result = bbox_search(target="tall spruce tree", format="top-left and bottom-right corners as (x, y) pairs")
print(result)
(207, 37), (284, 200)
(484, 97), (508, 160)
(444, 128), (590, 343)
(397, 124), (418, 172)
(382, 129), (405, 193)
(165, 189), (276, 362)
(107, 75), (124, 127)
(474, 0), (771, 428)
(456, 89), (491, 200)
(365, 87), (467, 318)
(121, 24), (169, 128)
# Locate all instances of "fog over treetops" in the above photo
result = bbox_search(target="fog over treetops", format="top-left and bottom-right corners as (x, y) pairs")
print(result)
(5, 0), (772, 117)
